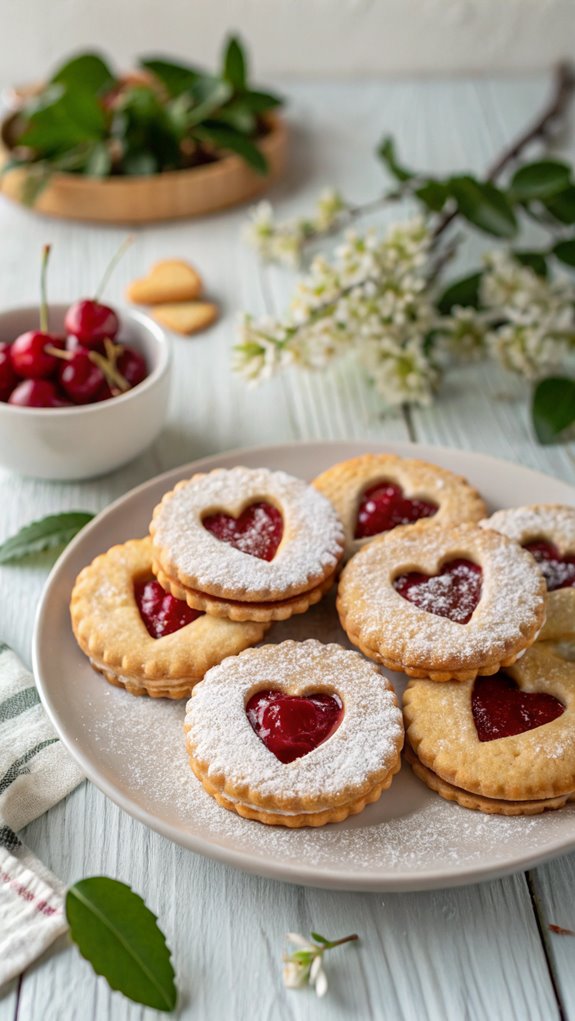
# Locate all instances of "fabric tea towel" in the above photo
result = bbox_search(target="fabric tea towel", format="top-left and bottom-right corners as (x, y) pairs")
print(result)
(0, 642), (84, 986)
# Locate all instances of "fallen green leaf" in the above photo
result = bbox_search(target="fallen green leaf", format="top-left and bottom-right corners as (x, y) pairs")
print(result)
(532, 376), (575, 444)
(0, 512), (94, 564)
(66, 878), (177, 1012)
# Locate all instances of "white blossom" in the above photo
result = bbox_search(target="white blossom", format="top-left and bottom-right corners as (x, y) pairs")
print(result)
(282, 931), (354, 999)
(435, 306), (489, 362)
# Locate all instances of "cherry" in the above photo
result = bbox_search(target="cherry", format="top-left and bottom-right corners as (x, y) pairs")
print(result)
(10, 331), (59, 379)
(58, 349), (106, 404)
(0, 342), (17, 400)
(8, 379), (68, 408)
(65, 299), (119, 347)
(116, 345), (147, 388)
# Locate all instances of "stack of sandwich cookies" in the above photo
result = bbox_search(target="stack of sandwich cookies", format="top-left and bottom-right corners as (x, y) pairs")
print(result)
(337, 522), (547, 681)
(313, 453), (486, 559)
(70, 538), (268, 698)
(184, 640), (404, 827)
(481, 504), (575, 642)
(150, 467), (345, 622)
(403, 643), (575, 815)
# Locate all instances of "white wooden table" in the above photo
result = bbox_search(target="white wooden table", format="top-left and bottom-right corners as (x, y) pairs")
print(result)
(1, 75), (575, 1021)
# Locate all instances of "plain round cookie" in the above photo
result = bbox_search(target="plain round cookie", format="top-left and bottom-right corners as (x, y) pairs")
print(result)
(150, 466), (345, 603)
(481, 504), (575, 642)
(312, 453), (486, 558)
(184, 639), (404, 826)
(337, 522), (547, 681)
(70, 538), (268, 698)
(403, 643), (575, 805)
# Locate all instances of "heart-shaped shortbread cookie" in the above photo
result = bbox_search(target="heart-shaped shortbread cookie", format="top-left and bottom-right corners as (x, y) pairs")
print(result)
(203, 502), (283, 561)
(126, 259), (202, 305)
(70, 537), (267, 698)
(337, 522), (546, 682)
(153, 301), (218, 335)
(185, 640), (404, 826)
(404, 642), (575, 812)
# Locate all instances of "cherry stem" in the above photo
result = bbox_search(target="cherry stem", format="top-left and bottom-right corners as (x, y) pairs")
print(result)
(44, 345), (71, 361)
(39, 244), (51, 334)
(94, 235), (134, 302)
(88, 349), (130, 392)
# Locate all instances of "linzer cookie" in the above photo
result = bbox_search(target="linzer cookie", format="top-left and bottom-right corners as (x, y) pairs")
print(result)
(150, 467), (345, 622)
(481, 505), (575, 642)
(184, 640), (404, 827)
(70, 538), (267, 698)
(312, 453), (486, 558)
(403, 643), (575, 814)
(337, 522), (546, 681)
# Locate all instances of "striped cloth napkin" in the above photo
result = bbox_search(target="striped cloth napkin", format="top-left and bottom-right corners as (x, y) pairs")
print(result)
(0, 642), (84, 987)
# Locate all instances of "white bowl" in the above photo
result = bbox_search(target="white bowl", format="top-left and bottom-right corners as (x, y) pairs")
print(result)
(0, 304), (171, 479)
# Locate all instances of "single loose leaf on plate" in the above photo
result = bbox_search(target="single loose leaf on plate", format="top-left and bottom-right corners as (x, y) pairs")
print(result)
(0, 511), (94, 564)
(66, 877), (177, 1012)
(532, 376), (575, 444)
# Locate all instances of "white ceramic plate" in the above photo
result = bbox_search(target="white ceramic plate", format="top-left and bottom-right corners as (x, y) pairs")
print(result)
(33, 441), (575, 891)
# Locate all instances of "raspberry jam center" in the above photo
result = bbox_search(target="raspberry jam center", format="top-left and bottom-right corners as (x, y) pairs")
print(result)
(472, 673), (565, 742)
(355, 481), (437, 539)
(394, 558), (482, 624)
(203, 502), (283, 561)
(246, 690), (343, 764)
(523, 540), (575, 592)
(134, 579), (203, 639)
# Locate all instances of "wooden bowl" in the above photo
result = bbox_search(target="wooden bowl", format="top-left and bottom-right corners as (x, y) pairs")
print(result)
(0, 113), (286, 224)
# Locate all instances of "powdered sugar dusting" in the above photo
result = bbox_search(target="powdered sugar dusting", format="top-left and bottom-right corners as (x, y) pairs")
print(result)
(151, 468), (344, 599)
(185, 640), (403, 803)
(482, 504), (575, 549)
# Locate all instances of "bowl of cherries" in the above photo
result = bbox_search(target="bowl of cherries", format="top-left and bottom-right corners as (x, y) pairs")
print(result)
(0, 245), (171, 479)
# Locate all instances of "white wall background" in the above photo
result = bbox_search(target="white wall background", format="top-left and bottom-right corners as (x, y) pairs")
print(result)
(1, 0), (574, 86)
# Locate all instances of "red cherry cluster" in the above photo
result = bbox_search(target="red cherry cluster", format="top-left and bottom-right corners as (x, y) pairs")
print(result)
(0, 241), (148, 408)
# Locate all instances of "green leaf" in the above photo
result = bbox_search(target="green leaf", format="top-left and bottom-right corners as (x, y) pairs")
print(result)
(240, 89), (283, 113)
(196, 123), (268, 173)
(310, 932), (330, 945)
(84, 141), (112, 177)
(532, 377), (575, 444)
(437, 272), (483, 314)
(377, 137), (413, 182)
(213, 99), (256, 134)
(0, 512), (93, 564)
(510, 160), (571, 201)
(66, 878), (176, 1012)
(415, 180), (449, 212)
(18, 85), (106, 153)
(553, 238), (575, 268)
(185, 77), (233, 128)
(223, 36), (247, 90)
(449, 176), (517, 238)
(513, 250), (548, 277)
(544, 186), (575, 225)
(122, 151), (158, 175)
(139, 57), (202, 98)
(50, 52), (116, 95)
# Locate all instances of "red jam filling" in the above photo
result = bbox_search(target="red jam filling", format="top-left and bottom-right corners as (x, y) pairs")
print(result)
(472, 673), (565, 742)
(355, 481), (437, 539)
(523, 540), (575, 592)
(203, 502), (283, 561)
(393, 558), (482, 624)
(246, 689), (343, 764)
(134, 579), (203, 639)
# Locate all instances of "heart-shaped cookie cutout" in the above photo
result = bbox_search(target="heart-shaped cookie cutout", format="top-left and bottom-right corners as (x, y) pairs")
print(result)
(134, 578), (203, 639)
(203, 502), (283, 561)
(355, 481), (437, 538)
(394, 558), (482, 624)
(246, 689), (343, 763)
(153, 301), (218, 336)
(523, 540), (575, 592)
(126, 259), (202, 305)
(472, 673), (565, 741)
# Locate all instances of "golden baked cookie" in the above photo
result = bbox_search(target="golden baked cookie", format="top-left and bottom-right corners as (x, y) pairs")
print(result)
(312, 453), (486, 558)
(481, 504), (575, 642)
(184, 639), (404, 827)
(126, 259), (202, 304)
(337, 522), (546, 681)
(403, 643), (575, 814)
(70, 538), (267, 698)
(150, 467), (345, 622)
(153, 301), (218, 335)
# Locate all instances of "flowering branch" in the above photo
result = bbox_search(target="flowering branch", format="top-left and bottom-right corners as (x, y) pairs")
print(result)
(282, 931), (359, 997)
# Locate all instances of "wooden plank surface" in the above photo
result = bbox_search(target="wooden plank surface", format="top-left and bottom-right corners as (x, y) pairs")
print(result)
(0, 75), (574, 1020)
